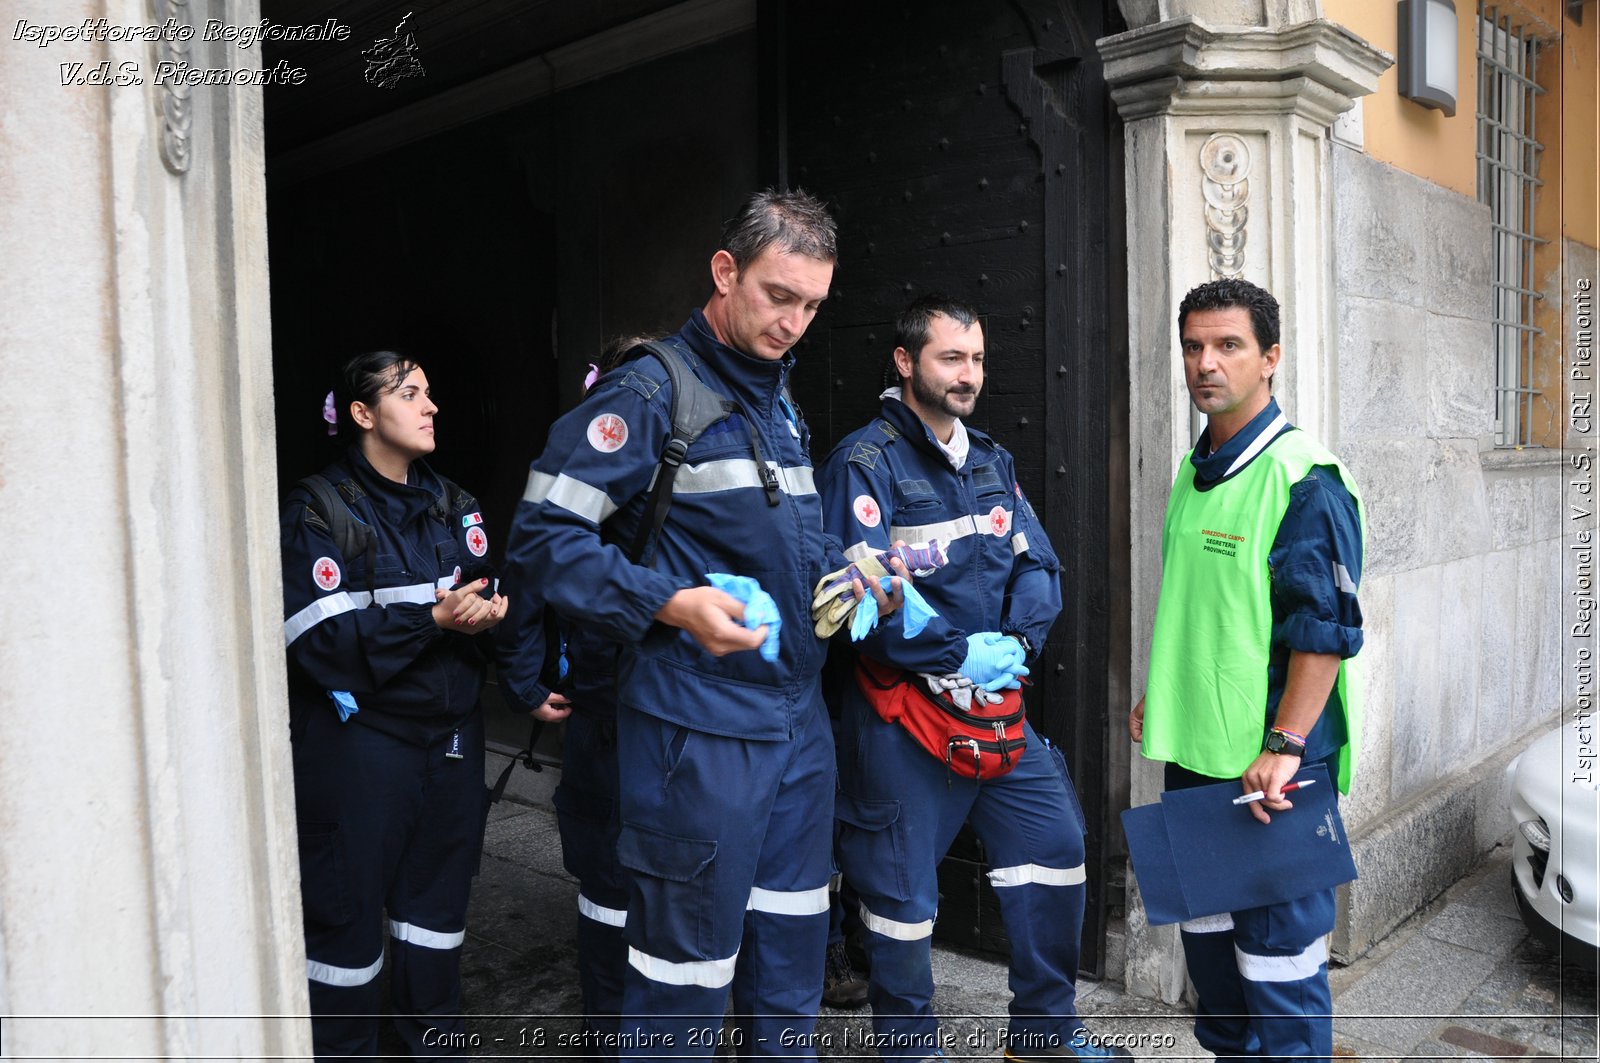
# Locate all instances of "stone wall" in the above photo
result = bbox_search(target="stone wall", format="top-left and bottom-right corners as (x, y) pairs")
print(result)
(1328, 144), (1566, 961)
(0, 0), (310, 1055)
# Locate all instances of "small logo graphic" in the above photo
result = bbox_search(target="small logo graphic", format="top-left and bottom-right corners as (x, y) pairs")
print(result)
(1316, 810), (1342, 845)
(466, 527), (488, 557)
(462, 511), (483, 528)
(988, 506), (1011, 537)
(452, 565), (463, 585)
(313, 557), (342, 592)
(363, 12), (425, 89)
(853, 494), (881, 528)
(587, 412), (629, 453)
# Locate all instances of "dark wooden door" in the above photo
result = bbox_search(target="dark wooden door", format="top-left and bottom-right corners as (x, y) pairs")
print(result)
(776, 0), (1124, 973)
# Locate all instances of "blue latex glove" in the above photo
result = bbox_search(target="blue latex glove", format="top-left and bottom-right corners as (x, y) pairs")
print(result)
(704, 573), (782, 662)
(959, 632), (1031, 692)
(328, 689), (359, 722)
(849, 578), (938, 642)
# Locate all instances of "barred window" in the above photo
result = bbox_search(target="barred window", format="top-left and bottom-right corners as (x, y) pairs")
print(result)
(1476, 5), (1546, 447)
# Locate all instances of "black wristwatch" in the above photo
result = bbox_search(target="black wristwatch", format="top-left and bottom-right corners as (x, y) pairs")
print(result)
(1264, 728), (1307, 757)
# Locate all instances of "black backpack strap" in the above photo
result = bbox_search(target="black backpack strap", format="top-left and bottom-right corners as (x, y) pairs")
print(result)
(627, 340), (739, 564)
(428, 475), (473, 525)
(297, 473), (378, 595)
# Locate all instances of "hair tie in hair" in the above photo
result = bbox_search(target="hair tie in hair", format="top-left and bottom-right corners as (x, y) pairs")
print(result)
(583, 363), (601, 392)
(323, 390), (338, 436)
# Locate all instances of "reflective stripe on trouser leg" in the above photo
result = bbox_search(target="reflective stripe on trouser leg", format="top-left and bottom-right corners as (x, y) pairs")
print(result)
(1232, 888), (1336, 1063)
(388, 717), (487, 1059)
(1179, 917), (1260, 1062)
(557, 711), (628, 1052)
(616, 702), (835, 1060)
(834, 688), (974, 1061)
(970, 728), (1088, 1049)
(292, 705), (413, 1061)
(729, 707), (835, 1059)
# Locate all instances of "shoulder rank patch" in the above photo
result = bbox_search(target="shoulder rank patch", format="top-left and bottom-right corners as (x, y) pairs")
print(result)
(619, 370), (663, 402)
(848, 440), (882, 470)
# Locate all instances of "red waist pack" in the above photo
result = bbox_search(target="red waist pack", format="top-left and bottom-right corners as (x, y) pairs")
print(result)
(855, 657), (1026, 780)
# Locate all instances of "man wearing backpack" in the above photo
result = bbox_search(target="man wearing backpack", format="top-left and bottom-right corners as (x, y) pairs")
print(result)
(510, 189), (904, 1059)
(817, 295), (1130, 1060)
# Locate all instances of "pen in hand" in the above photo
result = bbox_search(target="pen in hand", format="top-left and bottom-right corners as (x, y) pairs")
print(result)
(1233, 779), (1316, 806)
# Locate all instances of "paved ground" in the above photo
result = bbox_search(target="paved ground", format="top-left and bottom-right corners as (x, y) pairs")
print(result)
(394, 768), (1597, 1061)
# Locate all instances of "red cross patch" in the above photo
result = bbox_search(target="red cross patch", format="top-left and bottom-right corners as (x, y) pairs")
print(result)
(853, 494), (882, 529)
(312, 556), (341, 592)
(466, 526), (488, 557)
(587, 412), (629, 453)
(988, 506), (1011, 537)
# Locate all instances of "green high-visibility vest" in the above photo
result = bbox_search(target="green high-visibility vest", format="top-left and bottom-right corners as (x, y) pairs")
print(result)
(1143, 424), (1365, 793)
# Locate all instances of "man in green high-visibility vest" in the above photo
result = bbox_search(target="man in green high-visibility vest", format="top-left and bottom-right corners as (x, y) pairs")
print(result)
(1129, 278), (1366, 1063)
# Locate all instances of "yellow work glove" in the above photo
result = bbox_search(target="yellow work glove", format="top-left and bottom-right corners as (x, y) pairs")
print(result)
(812, 555), (891, 638)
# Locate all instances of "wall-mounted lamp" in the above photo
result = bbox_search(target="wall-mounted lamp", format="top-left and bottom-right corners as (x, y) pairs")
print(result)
(1398, 0), (1459, 116)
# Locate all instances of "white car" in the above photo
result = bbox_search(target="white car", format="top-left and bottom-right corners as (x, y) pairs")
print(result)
(1506, 719), (1600, 970)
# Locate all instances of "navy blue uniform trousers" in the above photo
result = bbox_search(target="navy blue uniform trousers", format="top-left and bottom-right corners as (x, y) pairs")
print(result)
(615, 700), (835, 1060)
(835, 690), (1089, 1058)
(1167, 761), (1337, 1063)
(553, 710), (628, 1056)
(293, 709), (486, 1059)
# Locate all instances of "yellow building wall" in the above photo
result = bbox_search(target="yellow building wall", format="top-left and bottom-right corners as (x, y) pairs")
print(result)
(1324, 0), (1482, 197)
(1323, 0), (1596, 248)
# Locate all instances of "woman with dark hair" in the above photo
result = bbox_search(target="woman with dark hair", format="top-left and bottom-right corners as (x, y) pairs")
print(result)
(280, 351), (540, 1058)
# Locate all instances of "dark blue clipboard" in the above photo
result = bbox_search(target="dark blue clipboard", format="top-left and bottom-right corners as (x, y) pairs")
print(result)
(1121, 762), (1358, 925)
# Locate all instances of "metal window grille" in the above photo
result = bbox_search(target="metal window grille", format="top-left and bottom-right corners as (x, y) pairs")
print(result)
(1477, 5), (1546, 447)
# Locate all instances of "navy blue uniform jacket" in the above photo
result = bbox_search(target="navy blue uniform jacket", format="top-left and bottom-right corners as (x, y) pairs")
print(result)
(818, 397), (1063, 674)
(509, 310), (847, 741)
(281, 448), (491, 745)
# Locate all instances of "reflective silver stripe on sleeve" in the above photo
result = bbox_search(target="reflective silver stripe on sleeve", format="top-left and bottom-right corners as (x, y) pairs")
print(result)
(747, 884), (831, 916)
(857, 901), (934, 941)
(627, 946), (738, 988)
(388, 919), (466, 950)
(1235, 938), (1327, 982)
(889, 514), (980, 545)
(578, 894), (628, 927)
(1011, 532), (1029, 555)
(842, 541), (878, 563)
(986, 862), (1086, 888)
(373, 582), (439, 607)
(673, 459), (817, 497)
(284, 592), (360, 646)
(1180, 913), (1236, 934)
(1334, 562), (1358, 594)
(307, 950), (383, 987)
(523, 469), (619, 524)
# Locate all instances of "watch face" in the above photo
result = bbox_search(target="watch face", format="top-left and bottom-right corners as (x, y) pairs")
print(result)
(1267, 731), (1304, 755)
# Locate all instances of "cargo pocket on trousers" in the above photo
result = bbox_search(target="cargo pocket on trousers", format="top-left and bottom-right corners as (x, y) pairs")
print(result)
(1046, 743), (1090, 837)
(834, 793), (912, 904)
(552, 781), (615, 885)
(616, 823), (718, 959)
(297, 821), (352, 927)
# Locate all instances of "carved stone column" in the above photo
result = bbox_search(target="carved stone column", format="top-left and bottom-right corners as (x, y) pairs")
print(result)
(1097, 9), (1389, 1003)
(0, 0), (308, 1054)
